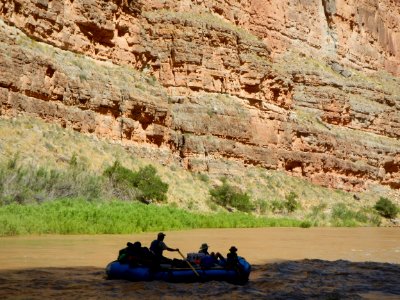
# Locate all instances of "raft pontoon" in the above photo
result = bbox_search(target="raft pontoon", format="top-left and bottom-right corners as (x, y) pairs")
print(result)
(106, 257), (251, 284)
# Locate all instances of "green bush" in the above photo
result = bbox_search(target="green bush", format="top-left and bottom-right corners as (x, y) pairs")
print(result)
(230, 192), (253, 212)
(134, 165), (169, 202)
(284, 191), (300, 213)
(300, 220), (312, 228)
(103, 161), (137, 185)
(374, 197), (398, 219)
(270, 200), (284, 213)
(104, 161), (168, 202)
(209, 179), (254, 212)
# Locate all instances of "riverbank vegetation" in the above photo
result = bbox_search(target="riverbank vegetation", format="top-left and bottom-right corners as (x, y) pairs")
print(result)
(0, 116), (398, 236)
(374, 197), (399, 219)
(0, 154), (395, 236)
(0, 199), (306, 236)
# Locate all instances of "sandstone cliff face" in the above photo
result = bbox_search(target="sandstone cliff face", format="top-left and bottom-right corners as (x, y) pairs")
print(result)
(0, 0), (399, 193)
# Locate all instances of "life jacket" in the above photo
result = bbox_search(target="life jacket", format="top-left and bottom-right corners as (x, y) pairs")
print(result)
(117, 247), (129, 263)
(150, 239), (163, 257)
(200, 255), (215, 268)
(118, 242), (142, 264)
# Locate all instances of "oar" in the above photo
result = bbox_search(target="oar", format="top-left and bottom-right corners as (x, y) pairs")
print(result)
(178, 250), (200, 277)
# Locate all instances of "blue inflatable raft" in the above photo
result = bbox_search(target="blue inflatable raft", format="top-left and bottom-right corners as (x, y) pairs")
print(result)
(106, 257), (251, 284)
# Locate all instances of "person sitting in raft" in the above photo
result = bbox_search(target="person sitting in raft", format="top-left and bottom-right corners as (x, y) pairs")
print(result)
(198, 243), (225, 268)
(199, 243), (210, 255)
(118, 241), (158, 268)
(118, 241), (142, 265)
(150, 232), (180, 265)
(225, 246), (240, 269)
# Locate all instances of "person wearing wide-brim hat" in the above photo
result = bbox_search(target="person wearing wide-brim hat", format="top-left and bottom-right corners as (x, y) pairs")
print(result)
(226, 245), (239, 269)
(199, 243), (210, 255)
(197, 243), (225, 267)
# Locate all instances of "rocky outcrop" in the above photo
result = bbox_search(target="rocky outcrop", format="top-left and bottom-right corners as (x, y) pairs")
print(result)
(0, 0), (399, 192)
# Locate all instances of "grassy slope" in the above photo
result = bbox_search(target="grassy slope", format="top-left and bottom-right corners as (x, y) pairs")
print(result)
(0, 116), (395, 235)
(0, 116), (390, 207)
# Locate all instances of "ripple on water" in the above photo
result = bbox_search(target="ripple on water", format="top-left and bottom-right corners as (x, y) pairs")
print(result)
(2, 260), (399, 299)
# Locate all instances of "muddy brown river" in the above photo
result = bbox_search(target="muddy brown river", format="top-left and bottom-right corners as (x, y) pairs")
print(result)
(0, 228), (399, 299)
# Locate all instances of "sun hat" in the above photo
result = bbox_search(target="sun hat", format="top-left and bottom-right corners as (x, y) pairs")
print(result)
(229, 246), (238, 252)
(199, 243), (209, 250)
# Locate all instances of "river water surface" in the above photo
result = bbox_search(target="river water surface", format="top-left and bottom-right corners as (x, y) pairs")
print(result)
(0, 228), (399, 299)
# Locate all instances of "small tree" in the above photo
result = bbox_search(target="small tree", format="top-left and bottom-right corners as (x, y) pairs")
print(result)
(104, 161), (168, 202)
(209, 179), (254, 212)
(230, 192), (253, 212)
(284, 191), (299, 213)
(134, 165), (168, 202)
(103, 160), (136, 185)
(374, 197), (398, 219)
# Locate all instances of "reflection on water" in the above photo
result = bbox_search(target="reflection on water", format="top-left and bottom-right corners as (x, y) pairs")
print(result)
(0, 228), (399, 299)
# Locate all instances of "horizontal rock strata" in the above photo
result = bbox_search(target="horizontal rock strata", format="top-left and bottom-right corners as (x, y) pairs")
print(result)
(0, 0), (399, 192)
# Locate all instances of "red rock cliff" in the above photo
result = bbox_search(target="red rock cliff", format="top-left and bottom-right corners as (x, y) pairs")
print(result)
(0, 0), (399, 192)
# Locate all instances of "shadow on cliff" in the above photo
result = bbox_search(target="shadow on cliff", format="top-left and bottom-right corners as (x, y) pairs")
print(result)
(0, 260), (399, 299)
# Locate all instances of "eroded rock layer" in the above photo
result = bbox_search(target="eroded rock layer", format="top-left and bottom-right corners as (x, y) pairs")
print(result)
(0, 0), (399, 192)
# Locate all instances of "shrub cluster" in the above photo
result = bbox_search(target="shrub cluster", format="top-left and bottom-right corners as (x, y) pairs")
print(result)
(374, 197), (398, 219)
(269, 192), (299, 214)
(104, 161), (168, 202)
(284, 191), (300, 213)
(209, 179), (254, 212)
(0, 156), (104, 205)
(0, 158), (168, 205)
